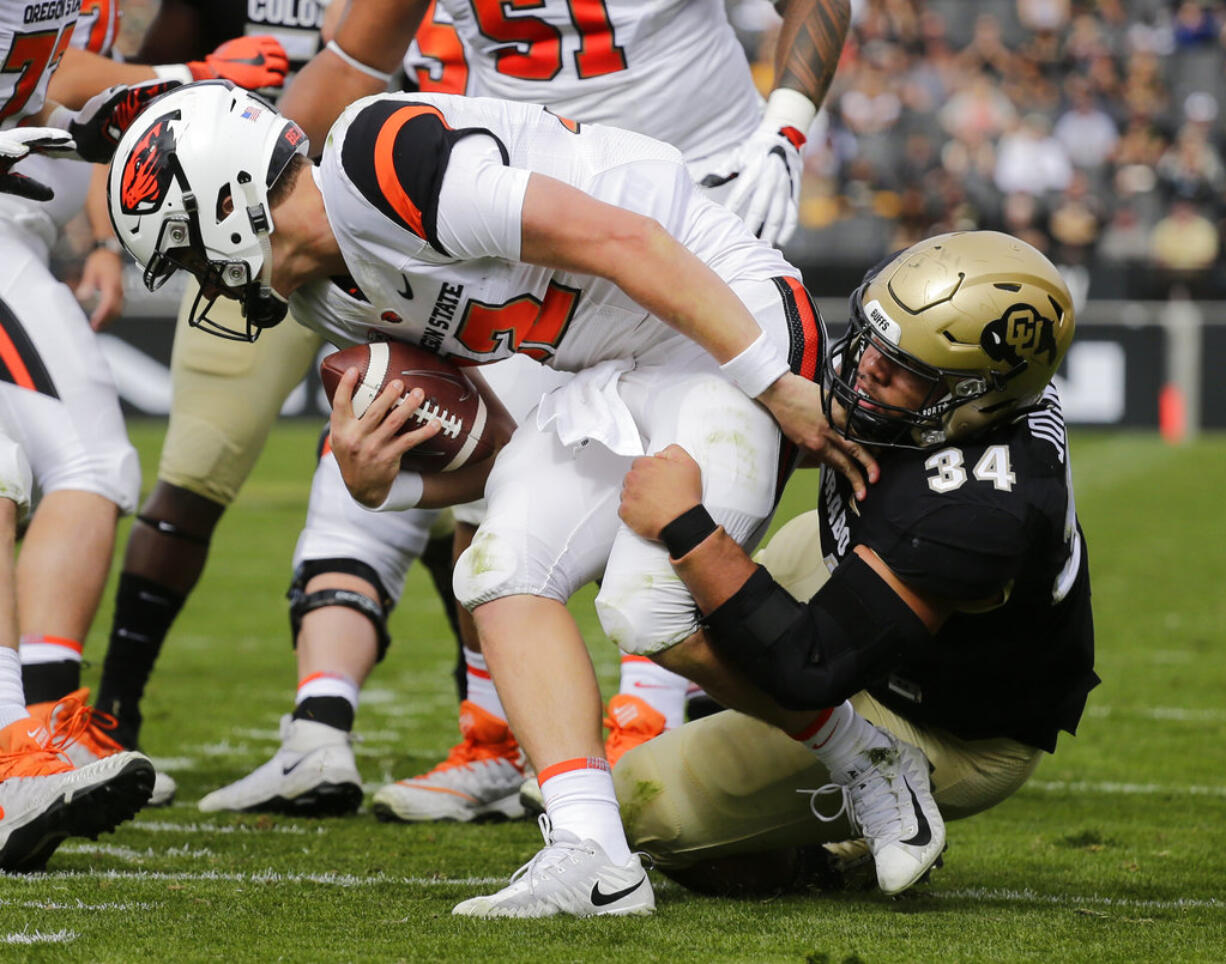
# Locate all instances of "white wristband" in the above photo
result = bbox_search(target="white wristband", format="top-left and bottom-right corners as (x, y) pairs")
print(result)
(153, 63), (194, 85)
(44, 104), (75, 132)
(762, 87), (817, 134)
(372, 470), (425, 512)
(720, 332), (789, 399)
(325, 40), (395, 85)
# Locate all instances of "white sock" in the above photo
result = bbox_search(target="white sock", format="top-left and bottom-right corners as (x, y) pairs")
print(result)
(0, 646), (29, 729)
(295, 671), (359, 711)
(464, 648), (505, 721)
(18, 634), (83, 668)
(539, 757), (632, 865)
(617, 656), (687, 730)
(790, 701), (890, 780)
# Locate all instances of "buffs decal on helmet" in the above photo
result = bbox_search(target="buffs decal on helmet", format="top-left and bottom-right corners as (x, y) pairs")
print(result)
(120, 113), (178, 215)
(980, 303), (1060, 371)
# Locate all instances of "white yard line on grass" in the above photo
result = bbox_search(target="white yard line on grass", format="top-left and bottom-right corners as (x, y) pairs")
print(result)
(129, 820), (316, 836)
(1026, 780), (1226, 797)
(1, 869), (507, 887)
(1087, 705), (1226, 722)
(0, 898), (154, 911)
(59, 843), (215, 861)
(934, 887), (1224, 911)
(2, 929), (78, 945)
(4, 870), (1222, 914)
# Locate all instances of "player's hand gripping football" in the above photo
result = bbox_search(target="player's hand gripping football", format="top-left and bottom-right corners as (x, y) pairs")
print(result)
(759, 372), (878, 501)
(619, 444), (704, 542)
(703, 118), (805, 247)
(187, 36), (290, 89)
(69, 79), (181, 163)
(0, 127), (77, 200)
(329, 367), (442, 507)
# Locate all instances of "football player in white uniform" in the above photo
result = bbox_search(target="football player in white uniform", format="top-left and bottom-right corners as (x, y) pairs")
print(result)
(108, 82), (886, 918)
(0, 420), (155, 873)
(0, 0), (177, 869)
(277, 0), (852, 817)
(2, 1), (290, 809)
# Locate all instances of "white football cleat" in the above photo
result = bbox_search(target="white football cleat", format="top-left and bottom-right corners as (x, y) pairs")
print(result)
(27, 688), (177, 806)
(372, 701), (524, 823)
(197, 715), (362, 816)
(453, 814), (655, 919)
(803, 731), (945, 895)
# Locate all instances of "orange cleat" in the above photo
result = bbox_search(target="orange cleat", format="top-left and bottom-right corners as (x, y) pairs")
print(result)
(373, 700), (525, 822)
(0, 713), (154, 872)
(603, 694), (666, 767)
(28, 688), (176, 806)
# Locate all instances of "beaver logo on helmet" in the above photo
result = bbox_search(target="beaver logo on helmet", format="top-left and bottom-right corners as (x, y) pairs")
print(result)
(120, 112), (178, 216)
(980, 303), (1060, 370)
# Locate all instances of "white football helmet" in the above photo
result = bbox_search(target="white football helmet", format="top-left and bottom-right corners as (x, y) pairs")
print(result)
(107, 80), (309, 340)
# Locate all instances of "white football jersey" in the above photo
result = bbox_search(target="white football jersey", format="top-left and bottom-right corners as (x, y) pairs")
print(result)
(0, 0), (79, 131)
(436, 0), (761, 165)
(305, 93), (795, 372)
(72, 0), (119, 57)
(0, 0), (84, 239)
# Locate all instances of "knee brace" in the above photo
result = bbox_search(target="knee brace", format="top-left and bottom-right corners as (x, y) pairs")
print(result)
(287, 558), (393, 661)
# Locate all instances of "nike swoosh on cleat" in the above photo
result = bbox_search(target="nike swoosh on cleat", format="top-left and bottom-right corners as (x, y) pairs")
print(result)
(282, 758), (307, 776)
(590, 875), (646, 907)
(900, 777), (932, 847)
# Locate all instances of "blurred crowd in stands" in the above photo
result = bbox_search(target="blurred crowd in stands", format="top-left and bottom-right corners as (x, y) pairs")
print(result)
(736, 0), (1226, 300)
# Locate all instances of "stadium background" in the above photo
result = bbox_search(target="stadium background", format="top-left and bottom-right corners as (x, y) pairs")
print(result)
(61, 0), (1226, 434)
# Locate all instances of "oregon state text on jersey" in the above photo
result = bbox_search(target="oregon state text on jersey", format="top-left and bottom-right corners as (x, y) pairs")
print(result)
(817, 385), (1098, 752)
(308, 93), (797, 373)
(1, 0), (79, 127)
(435, 0), (760, 165)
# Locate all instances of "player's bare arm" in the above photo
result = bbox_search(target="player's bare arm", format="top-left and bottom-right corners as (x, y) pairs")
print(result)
(280, 0), (430, 148)
(775, 0), (852, 108)
(520, 172), (876, 495)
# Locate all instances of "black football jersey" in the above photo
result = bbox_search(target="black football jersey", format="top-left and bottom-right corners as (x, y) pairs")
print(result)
(817, 386), (1098, 752)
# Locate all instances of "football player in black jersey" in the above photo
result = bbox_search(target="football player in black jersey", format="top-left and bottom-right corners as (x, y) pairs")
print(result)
(615, 230), (1098, 896)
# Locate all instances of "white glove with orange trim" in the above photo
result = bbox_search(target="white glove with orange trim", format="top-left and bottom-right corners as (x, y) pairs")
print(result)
(704, 88), (817, 248)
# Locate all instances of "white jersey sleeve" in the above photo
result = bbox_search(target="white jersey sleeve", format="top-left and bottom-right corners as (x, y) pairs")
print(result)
(434, 135), (527, 262)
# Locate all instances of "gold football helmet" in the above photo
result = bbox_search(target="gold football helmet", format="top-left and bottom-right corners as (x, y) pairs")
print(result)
(825, 231), (1075, 448)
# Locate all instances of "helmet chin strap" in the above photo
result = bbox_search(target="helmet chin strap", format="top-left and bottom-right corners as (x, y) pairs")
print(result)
(237, 172), (287, 334)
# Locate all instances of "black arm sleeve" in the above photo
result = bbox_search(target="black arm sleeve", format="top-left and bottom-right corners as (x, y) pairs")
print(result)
(704, 553), (931, 711)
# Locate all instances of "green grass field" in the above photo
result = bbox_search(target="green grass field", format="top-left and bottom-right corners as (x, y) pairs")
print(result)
(3, 423), (1225, 962)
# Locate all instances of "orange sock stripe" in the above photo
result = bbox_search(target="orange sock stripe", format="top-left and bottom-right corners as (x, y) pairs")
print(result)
(19, 635), (83, 655)
(790, 707), (836, 742)
(619, 654), (653, 665)
(466, 665), (491, 680)
(297, 671), (349, 689)
(538, 756), (610, 785)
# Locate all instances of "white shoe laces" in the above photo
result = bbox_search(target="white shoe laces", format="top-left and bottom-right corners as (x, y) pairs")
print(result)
(797, 750), (906, 843)
(507, 814), (596, 894)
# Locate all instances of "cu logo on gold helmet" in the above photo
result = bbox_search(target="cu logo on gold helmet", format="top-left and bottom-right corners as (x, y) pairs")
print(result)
(980, 303), (1058, 369)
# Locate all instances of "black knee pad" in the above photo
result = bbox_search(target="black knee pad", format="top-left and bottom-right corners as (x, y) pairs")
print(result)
(287, 558), (393, 661)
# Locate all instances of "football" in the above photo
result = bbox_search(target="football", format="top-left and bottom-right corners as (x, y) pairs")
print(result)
(319, 341), (510, 473)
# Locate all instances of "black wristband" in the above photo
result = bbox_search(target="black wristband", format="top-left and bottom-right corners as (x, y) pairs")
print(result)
(660, 504), (718, 559)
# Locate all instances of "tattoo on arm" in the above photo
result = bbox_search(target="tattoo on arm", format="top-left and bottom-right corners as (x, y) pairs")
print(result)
(774, 0), (852, 107)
